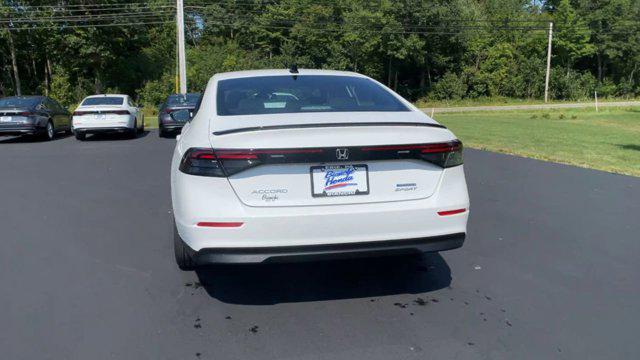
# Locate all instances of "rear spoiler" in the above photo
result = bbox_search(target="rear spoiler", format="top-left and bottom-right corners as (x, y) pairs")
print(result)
(212, 122), (447, 136)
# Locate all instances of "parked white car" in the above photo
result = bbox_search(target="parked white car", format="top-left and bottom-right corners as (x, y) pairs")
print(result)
(170, 69), (469, 269)
(72, 94), (144, 140)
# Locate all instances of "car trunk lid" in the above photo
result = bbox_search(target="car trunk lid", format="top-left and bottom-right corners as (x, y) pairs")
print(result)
(73, 106), (129, 127)
(0, 108), (33, 124)
(208, 112), (456, 207)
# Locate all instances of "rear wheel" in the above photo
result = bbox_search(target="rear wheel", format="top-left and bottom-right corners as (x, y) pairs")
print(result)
(159, 126), (166, 138)
(128, 119), (138, 139)
(174, 219), (196, 271)
(75, 132), (86, 141)
(42, 120), (55, 141)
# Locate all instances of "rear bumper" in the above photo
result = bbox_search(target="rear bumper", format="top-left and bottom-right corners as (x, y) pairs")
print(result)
(0, 125), (43, 136)
(173, 163), (470, 251)
(192, 232), (465, 264)
(160, 123), (185, 131)
(75, 127), (131, 134)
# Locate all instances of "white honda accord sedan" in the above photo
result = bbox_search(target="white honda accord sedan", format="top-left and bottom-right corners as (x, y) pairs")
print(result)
(170, 69), (469, 269)
(72, 94), (144, 140)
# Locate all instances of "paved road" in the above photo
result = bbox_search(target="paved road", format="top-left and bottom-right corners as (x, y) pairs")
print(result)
(420, 100), (640, 113)
(1, 132), (639, 360)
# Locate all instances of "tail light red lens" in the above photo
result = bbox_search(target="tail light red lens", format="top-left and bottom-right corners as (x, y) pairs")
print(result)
(197, 222), (244, 228)
(179, 148), (226, 177)
(179, 141), (463, 177)
(179, 148), (323, 177)
(179, 148), (263, 177)
(214, 150), (263, 176)
(420, 141), (463, 168)
(361, 140), (463, 168)
(437, 208), (467, 216)
(73, 110), (130, 116)
(109, 110), (131, 115)
(18, 111), (33, 116)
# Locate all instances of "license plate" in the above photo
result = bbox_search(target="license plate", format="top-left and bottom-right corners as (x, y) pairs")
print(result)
(310, 164), (369, 197)
(95, 114), (106, 121)
(0, 116), (12, 122)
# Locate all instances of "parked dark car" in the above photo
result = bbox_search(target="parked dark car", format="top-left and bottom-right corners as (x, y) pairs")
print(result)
(0, 96), (71, 141)
(158, 93), (201, 137)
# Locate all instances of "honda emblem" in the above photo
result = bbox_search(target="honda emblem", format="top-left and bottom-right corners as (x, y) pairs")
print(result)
(336, 148), (349, 160)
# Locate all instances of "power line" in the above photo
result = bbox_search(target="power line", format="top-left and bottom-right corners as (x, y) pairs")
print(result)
(6, 20), (175, 31)
(8, 1), (174, 10)
(10, 1), (635, 24)
(1, 12), (176, 24)
(6, 6), (176, 16)
(4, 4), (638, 36)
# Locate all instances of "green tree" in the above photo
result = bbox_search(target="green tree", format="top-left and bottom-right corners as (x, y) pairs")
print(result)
(553, 0), (595, 74)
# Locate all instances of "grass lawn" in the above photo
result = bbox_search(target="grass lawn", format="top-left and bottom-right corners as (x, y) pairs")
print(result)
(415, 97), (639, 108)
(435, 107), (640, 177)
(142, 106), (159, 129)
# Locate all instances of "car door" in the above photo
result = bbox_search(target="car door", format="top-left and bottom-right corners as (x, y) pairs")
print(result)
(51, 98), (70, 129)
(37, 99), (53, 127)
(44, 98), (63, 130)
(128, 97), (141, 128)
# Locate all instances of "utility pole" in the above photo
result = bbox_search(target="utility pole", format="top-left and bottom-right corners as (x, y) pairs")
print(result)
(6, 29), (21, 96)
(176, 0), (187, 94)
(175, 30), (180, 94)
(544, 22), (553, 103)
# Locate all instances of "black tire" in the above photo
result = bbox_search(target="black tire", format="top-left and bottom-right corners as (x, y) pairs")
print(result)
(139, 120), (144, 134)
(75, 132), (86, 141)
(159, 126), (166, 138)
(128, 120), (138, 139)
(174, 219), (196, 271)
(42, 120), (55, 141)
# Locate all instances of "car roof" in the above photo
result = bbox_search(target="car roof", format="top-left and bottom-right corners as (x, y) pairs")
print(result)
(84, 94), (127, 99)
(2, 95), (44, 100)
(168, 93), (200, 97)
(211, 69), (368, 81)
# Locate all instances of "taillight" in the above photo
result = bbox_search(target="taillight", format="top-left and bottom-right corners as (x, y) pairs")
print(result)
(108, 110), (130, 115)
(214, 150), (263, 176)
(73, 110), (130, 116)
(420, 141), (463, 168)
(179, 148), (323, 177)
(180, 148), (266, 177)
(361, 140), (463, 168)
(179, 148), (226, 177)
(18, 111), (33, 116)
(179, 141), (463, 177)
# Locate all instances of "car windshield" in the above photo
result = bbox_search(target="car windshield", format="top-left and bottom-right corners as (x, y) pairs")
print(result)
(82, 97), (124, 106)
(216, 75), (409, 116)
(0, 97), (40, 108)
(167, 93), (200, 106)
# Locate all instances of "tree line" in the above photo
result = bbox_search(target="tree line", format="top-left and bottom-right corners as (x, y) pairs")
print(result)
(1, 0), (639, 107)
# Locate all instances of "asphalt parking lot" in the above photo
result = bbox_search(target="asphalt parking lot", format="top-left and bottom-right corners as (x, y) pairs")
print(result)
(1, 132), (638, 360)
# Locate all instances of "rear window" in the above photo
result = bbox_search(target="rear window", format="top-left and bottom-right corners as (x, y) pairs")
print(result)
(216, 75), (409, 116)
(167, 93), (200, 106)
(82, 97), (124, 106)
(0, 97), (40, 108)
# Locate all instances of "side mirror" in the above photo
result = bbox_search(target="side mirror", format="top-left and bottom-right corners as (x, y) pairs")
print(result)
(170, 109), (192, 122)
